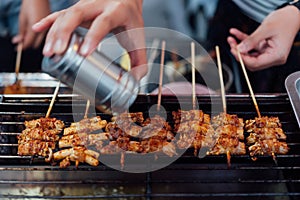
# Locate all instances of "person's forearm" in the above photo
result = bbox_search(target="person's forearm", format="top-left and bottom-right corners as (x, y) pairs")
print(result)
(284, 5), (300, 31)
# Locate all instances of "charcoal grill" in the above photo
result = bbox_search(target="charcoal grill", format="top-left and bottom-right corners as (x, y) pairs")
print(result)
(0, 93), (299, 199)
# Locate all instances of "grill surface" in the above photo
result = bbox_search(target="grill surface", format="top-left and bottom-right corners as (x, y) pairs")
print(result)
(0, 93), (299, 199)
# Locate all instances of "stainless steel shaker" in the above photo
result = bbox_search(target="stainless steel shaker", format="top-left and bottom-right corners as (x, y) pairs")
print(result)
(42, 32), (140, 113)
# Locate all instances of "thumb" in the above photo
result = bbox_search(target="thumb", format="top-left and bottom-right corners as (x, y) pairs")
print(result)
(237, 26), (270, 53)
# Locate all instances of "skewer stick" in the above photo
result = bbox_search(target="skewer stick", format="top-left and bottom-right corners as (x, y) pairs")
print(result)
(45, 81), (61, 118)
(84, 99), (90, 119)
(237, 50), (261, 118)
(216, 46), (231, 167)
(226, 150), (231, 168)
(120, 152), (125, 170)
(157, 40), (166, 111)
(215, 46), (227, 113)
(191, 42), (196, 110)
(271, 152), (278, 165)
(15, 43), (23, 83)
(238, 51), (280, 164)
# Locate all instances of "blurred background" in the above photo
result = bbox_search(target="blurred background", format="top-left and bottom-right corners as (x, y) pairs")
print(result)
(1, 0), (298, 94)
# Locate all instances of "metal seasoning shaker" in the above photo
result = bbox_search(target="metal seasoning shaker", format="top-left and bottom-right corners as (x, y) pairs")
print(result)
(42, 32), (140, 113)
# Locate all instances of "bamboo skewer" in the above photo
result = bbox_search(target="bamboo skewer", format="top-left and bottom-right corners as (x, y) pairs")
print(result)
(15, 43), (23, 83)
(191, 42), (196, 110)
(215, 46), (227, 113)
(45, 81), (61, 118)
(84, 100), (91, 119)
(43, 81), (60, 162)
(157, 40), (166, 111)
(3, 43), (27, 94)
(237, 50), (261, 118)
(216, 46), (231, 167)
(237, 50), (279, 164)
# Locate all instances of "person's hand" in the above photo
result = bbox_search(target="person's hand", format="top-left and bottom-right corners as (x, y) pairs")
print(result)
(227, 6), (300, 71)
(32, 0), (147, 80)
(12, 0), (50, 49)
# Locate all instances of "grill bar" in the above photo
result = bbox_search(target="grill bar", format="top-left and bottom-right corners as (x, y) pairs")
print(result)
(2, 193), (300, 200)
(0, 94), (299, 199)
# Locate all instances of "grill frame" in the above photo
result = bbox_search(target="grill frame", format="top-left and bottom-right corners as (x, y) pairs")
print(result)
(0, 93), (299, 199)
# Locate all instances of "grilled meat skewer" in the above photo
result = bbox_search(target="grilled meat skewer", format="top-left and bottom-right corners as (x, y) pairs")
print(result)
(64, 116), (107, 135)
(245, 116), (289, 159)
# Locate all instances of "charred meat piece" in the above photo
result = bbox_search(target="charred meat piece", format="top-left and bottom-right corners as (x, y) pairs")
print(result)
(112, 112), (144, 124)
(18, 118), (65, 161)
(247, 128), (287, 144)
(18, 128), (60, 142)
(25, 117), (64, 131)
(173, 110), (210, 131)
(98, 141), (122, 154)
(104, 113), (177, 157)
(208, 137), (246, 155)
(208, 113), (246, 156)
(176, 122), (216, 151)
(173, 110), (210, 124)
(212, 112), (244, 128)
(249, 139), (289, 157)
(214, 124), (244, 141)
(245, 116), (281, 131)
(173, 110), (215, 155)
(18, 140), (56, 157)
(64, 116), (107, 135)
(53, 146), (99, 168)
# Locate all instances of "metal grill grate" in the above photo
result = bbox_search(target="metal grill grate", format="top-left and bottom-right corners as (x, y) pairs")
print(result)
(0, 94), (299, 199)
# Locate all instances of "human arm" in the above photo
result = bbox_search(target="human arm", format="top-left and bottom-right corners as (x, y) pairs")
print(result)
(227, 5), (300, 71)
(32, 0), (147, 80)
(12, 0), (51, 49)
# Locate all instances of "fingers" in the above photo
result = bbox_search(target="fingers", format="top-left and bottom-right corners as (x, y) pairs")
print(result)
(79, 12), (116, 56)
(228, 33), (270, 71)
(32, 11), (62, 33)
(23, 30), (38, 49)
(229, 28), (248, 41)
(12, 35), (23, 44)
(227, 36), (238, 50)
(40, 0), (108, 57)
(240, 53), (276, 71)
(78, 1), (136, 56)
(237, 26), (271, 53)
(128, 49), (148, 80)
(33, 33), (46, 49)
(42, 9), (88, 56)
(227, 36), (239, 60)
